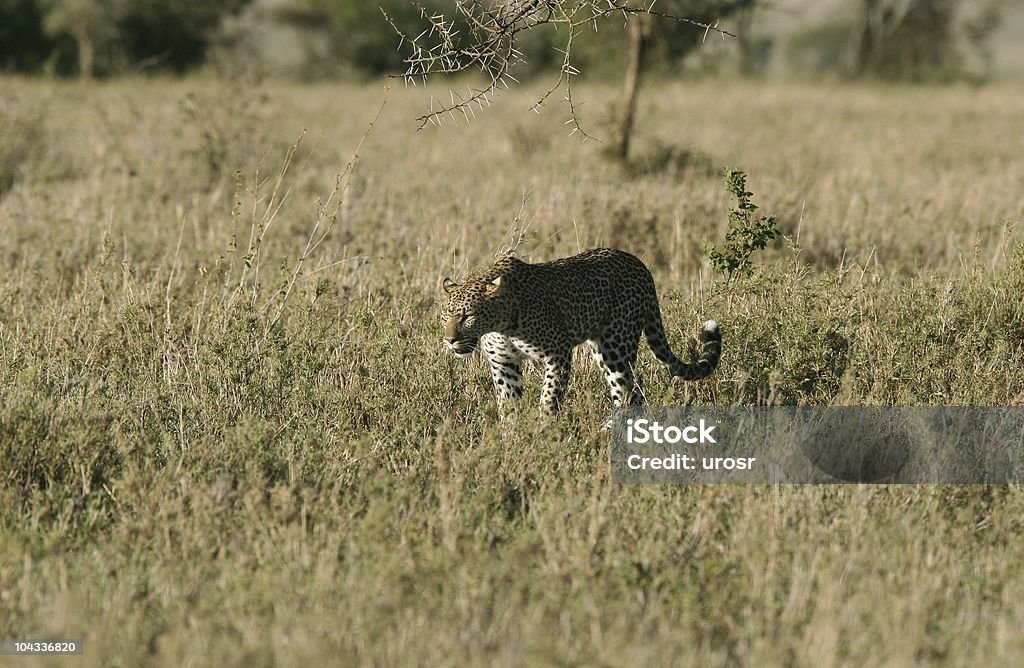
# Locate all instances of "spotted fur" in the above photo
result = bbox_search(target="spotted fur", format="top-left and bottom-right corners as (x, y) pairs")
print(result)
(441, 248), (722, 413)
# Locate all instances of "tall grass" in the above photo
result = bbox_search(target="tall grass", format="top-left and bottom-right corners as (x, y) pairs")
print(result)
(1, 75), (1023, 666)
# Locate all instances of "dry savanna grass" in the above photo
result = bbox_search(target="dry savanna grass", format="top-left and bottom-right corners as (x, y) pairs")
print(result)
(1, 74), (1024, 666)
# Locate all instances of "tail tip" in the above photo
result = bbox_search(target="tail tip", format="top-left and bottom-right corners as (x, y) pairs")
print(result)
(700, 319), (722, 344)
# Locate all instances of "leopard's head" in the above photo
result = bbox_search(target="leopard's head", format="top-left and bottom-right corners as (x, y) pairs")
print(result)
(440, 273), (508, 358)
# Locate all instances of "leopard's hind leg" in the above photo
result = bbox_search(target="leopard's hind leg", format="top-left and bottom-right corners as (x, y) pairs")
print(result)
(591, 326), (643, 407)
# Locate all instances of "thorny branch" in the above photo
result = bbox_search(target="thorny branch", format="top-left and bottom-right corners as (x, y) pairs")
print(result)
(383, 1), (735, 133)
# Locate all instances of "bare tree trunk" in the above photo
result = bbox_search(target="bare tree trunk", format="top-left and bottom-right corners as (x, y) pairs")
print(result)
(847, 0), (875, 78)
(735, 7), (754, 76)
(615, 14), (650, 162)
(76, 29), (95, 80)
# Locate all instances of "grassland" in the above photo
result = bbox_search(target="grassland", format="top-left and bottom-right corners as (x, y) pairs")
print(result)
(1, 74), (1024, 666)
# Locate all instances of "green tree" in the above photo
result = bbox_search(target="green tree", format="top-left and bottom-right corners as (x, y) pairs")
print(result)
(114, 0), (253, 73)
(272, 0), (444, 78)
(846, 0), (1005, 81)
(40, 0), (252, 77)
(0, 0), (53, 72)
(42, 0), (116, 79)
(612, 0), (754, 160)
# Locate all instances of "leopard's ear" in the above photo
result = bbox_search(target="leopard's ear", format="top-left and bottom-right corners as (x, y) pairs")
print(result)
(486, 275), (502, 295)
(441, 277), (458, 296)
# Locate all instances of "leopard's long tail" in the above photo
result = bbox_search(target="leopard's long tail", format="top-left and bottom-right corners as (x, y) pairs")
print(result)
(644, 309), (722, 381)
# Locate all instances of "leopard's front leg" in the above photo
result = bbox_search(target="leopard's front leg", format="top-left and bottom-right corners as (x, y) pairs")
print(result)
(540, 353), (572, 414)
(481, 333), (524, 403)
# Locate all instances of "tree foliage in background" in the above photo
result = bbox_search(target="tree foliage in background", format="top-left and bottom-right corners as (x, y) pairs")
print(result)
(787, 0), (1007, 82)
(847, 0), (962, 80)
(115, 0), (253, 73)
(41, 0), (115, 79)
(270, 0), (449, 79)
(0, 0), (1014, 84)
(2, 0), (251, 77)
(0, 0), (51, 72)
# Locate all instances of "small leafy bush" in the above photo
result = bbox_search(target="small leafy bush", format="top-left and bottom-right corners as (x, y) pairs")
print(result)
(705, 169), (780, 279)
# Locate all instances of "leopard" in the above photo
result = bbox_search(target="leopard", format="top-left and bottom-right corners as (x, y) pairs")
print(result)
(440, 248), (722, 413)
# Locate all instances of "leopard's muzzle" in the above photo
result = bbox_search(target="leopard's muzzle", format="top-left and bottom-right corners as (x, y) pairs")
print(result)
(445, 337), (477, 359)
